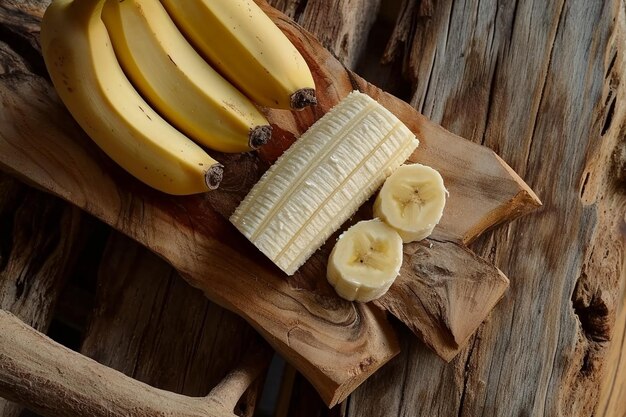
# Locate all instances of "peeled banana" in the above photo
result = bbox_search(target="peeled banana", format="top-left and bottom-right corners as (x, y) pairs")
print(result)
(41, 0), (223, 195)
(327, 219), (403, 302)
(160, 0), (317, 110)
(230, 91), (419, 275)
(374, 164), (447, 242)
(101, 0), (272, 153)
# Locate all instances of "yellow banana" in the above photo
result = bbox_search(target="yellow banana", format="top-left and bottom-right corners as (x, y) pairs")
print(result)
(160, 0), (317, 110)
(41, 0), (223, 195)
(101, 0), (272, 153)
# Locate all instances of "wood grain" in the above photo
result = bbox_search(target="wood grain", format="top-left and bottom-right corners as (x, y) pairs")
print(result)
(0, 173), (82, 417)
(374, 239), (509, 361)
(597, 263), (626, 416)
(80, 233), (258, 415)
(344, 0), (626, 416)
(267, 0), (382, 70)
(0, 37), (85, 414)
(0, 310), (271, 417)
(80, 232), (263, 415)
(0, 0), (539, 406)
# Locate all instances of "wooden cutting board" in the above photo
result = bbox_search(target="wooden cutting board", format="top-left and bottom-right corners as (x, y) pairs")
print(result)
(0, 0), (540, 407)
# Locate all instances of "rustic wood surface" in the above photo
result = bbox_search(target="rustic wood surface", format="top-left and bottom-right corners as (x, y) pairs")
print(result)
(0, 0), (541, 407)
(265, 0), (626, 416)
(0, 0), (624, 417)
(285, 0), (626, 416)
(0, 310), (272, 417)
(0, 174), (83, 417)
(268, 0), (381, 70)
(0, 32), (86, 417)
(80, 232), (263, 415)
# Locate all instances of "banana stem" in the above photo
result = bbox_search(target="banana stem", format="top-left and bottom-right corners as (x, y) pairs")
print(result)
(290, 88), (317, 110)
(205, 163), (224, 190)
(249, 125), (273, 149)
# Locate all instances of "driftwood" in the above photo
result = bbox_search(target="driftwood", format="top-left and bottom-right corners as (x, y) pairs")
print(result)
(0, 310), (272, 417)
(0, 0), (540, 407)
(81, 232), (262, 415)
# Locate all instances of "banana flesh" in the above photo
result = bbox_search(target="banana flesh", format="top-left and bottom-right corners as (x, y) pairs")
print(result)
(41, 0), (222, 195)
(327, 219), (403, 302)
(230, 91), (419, 275)
(160, 0), (317, 110)
(101, 0), (272, 153)
(374, 164), (447, 242)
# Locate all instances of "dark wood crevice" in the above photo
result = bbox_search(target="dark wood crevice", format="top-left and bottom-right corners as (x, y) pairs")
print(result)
(0, 20), (46, 79)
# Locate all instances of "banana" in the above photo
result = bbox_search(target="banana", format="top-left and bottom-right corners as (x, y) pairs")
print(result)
(327, 219), (403, 302)
(41, 0), (223, 195)
(230, 91), (419, 275)
(160, 0), (317, 110)
(373, 164), (447, 242)
(101, 0), (272, 153)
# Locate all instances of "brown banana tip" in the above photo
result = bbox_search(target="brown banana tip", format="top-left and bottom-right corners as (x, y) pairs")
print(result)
(249, 125), (273, 149)
(205, 163), (224, 190)
(290, 88), (317, 110)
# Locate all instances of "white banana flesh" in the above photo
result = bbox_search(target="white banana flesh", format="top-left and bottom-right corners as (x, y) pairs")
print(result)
(101, 0), (272, 153)
(41, 0), (223, 195)
(327, 219), (403, 302)
(230, 91), (419, 275)
(160, 0), (316, 110)
(374, 164), (447, 242)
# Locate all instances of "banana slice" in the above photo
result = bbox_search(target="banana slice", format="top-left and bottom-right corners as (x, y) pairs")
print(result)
(327, 219), (403, 303)
(373, 164), (447, 243)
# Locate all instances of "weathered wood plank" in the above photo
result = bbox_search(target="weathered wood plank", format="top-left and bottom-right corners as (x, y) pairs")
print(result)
(267, 0), (382, 70)
(349, 0), (626, 416)
(0, 0), (544, 410)
(80, 232), (263, 414)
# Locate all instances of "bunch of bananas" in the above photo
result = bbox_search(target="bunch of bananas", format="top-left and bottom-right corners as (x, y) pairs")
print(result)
(41, 0), (316, 195)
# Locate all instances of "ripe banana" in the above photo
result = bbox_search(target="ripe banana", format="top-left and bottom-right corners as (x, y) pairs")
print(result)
(327, 219), (403, 302)
(101, 0), (272, 153)
(374, 164), (447, 242)
(160, 0), (317, 110)
(41, 0), (223, 195)
(230, 91), (419, 275)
